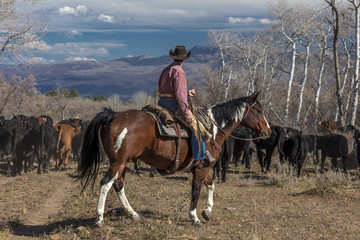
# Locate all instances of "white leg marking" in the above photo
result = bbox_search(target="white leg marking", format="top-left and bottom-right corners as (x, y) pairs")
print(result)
(189, 208), (201, 224)
(96, 172), (119, 226)
(114, 128), (128, 152)
(205, 183), (215, 213)
(117, 186), (140, 220)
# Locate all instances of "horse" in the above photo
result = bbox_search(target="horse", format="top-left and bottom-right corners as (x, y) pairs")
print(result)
(75, 92), (271, 226)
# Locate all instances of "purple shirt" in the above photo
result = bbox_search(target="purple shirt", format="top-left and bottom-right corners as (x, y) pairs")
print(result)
(158, 62), (191, 119)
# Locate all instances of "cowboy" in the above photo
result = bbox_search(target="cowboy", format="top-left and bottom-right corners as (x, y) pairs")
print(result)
(158, 45), (212, 166)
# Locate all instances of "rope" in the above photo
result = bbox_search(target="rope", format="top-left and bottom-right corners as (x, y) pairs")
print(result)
(190, 96), (212, 131)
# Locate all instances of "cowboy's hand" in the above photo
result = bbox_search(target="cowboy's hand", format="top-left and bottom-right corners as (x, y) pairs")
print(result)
(186, 116), (194, 124)
(188, 89), (196, 96)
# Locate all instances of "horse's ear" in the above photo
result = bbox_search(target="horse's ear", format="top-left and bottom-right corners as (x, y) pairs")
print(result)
(250, 92), (260, 103)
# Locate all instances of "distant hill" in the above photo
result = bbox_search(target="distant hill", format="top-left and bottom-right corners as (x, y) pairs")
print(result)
(0, 46), (217, 100)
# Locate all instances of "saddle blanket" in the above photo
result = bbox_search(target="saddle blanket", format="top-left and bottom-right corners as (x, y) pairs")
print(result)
(142, 105), (190, 139)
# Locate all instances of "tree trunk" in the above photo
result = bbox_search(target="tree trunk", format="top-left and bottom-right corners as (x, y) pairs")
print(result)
(284, 41), (297, 124)
(350, 2), (360, 125)
(296, 44), (310, 122)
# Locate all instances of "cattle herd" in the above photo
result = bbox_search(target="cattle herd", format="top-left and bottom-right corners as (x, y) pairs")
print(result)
(0, 114), (88, 177)
(0, 115), (359, 181)
(214, 120), (360, 181)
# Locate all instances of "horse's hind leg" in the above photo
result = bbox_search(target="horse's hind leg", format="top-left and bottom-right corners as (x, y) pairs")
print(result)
(96, 170), (119, 227)
(113, 170), (140, 220)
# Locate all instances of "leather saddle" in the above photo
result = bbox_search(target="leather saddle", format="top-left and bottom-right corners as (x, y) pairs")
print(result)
(142, 105), (191, 139)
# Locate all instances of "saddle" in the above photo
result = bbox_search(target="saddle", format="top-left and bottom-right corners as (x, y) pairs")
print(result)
(142, 105), (190, 138)
(142, 105), (191, 175)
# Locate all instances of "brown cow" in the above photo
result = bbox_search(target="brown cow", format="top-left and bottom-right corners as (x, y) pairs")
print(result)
(53, 123), (78, 169)
(318, 120), (338, 134)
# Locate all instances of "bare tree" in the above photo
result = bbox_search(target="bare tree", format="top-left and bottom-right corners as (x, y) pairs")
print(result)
(314, 22), (331, 125)
(269, 0), (302, 124)
(348, 0), (360, 125)
(0, 74), (37, 115)
(130, 91), (152, 107)
(0, 0), (47, 63)
(295, 5), (317, 123)
(324, 0), (345, 125)
(232, 33), (265, 95)
(207, 30), (237, 99)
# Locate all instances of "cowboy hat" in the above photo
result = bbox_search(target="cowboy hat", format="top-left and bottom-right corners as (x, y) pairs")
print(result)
(169, 46), (191, 61)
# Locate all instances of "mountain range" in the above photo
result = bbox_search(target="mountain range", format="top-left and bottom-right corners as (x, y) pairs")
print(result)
(0, 46), (217, 101)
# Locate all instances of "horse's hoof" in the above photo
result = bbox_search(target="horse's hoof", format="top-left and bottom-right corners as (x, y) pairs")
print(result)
(96, 220), (105, 228)
(192, 220), (202, 227)
(202, 210), (211, 221)
(131, 214), (141, 221)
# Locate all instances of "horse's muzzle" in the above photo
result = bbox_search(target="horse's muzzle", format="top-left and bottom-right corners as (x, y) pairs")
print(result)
(259, 129), (271, 139)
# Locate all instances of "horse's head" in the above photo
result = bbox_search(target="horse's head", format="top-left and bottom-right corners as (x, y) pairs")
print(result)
(240, 92), (271, 138)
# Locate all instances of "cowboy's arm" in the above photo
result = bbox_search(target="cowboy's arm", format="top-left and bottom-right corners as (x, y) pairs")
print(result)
(172, 69), (193, 123)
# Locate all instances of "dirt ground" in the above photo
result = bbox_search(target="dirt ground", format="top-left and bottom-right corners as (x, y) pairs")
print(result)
(1, 157), (360, 240)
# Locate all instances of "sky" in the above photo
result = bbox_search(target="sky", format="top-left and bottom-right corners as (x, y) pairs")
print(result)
(27, 0), (319, 64)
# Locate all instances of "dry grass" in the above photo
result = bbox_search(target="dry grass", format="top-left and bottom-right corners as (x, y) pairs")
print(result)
(1, 159), (360, 239)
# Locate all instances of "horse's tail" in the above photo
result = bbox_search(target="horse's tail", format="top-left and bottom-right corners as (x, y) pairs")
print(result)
(75, 107), (117, 192)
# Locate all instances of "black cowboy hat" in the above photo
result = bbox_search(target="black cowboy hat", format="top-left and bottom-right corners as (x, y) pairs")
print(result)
(169, 46), (191, 61)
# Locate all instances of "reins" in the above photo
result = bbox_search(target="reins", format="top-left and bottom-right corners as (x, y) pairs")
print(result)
(190, 96), (265, 141)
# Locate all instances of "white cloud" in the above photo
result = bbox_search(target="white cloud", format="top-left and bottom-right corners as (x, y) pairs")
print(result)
(168, 9), (188, 15)
(51, 42), (109, 57)
(228, 17), (257, 24)
(66, 30), (83, 38)
(58, 5), (88, 16)
(65, 56), (97, 62)
(259, 18), (272, 24)
(97, 14), (116, 23)
(28, 41), (52, 52)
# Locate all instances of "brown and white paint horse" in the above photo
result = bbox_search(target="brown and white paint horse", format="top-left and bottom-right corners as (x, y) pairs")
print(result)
(76, 92), (271, 226)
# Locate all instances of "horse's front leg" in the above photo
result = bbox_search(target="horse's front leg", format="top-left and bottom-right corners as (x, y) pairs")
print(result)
(189, 167), (212, 226)
(202, 175), (215, 221)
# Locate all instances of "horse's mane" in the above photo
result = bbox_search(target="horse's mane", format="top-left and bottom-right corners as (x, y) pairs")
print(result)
(209, 96), (253, 127)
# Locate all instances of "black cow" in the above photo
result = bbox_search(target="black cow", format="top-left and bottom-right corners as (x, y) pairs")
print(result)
(254, 125), (286, 172)
(0, 118), (26, 176)
(212, 128), (254, 182)
(283, 134), (309, 177)
(283, 127), (302, 138)
(71, 121), (89, 166)
(13, 123), (58, 175)
(302, 134), (318, 164)
(12, 115), (39, 131)
(353, 129), (360, 173)
(316, 133), (349, 172)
